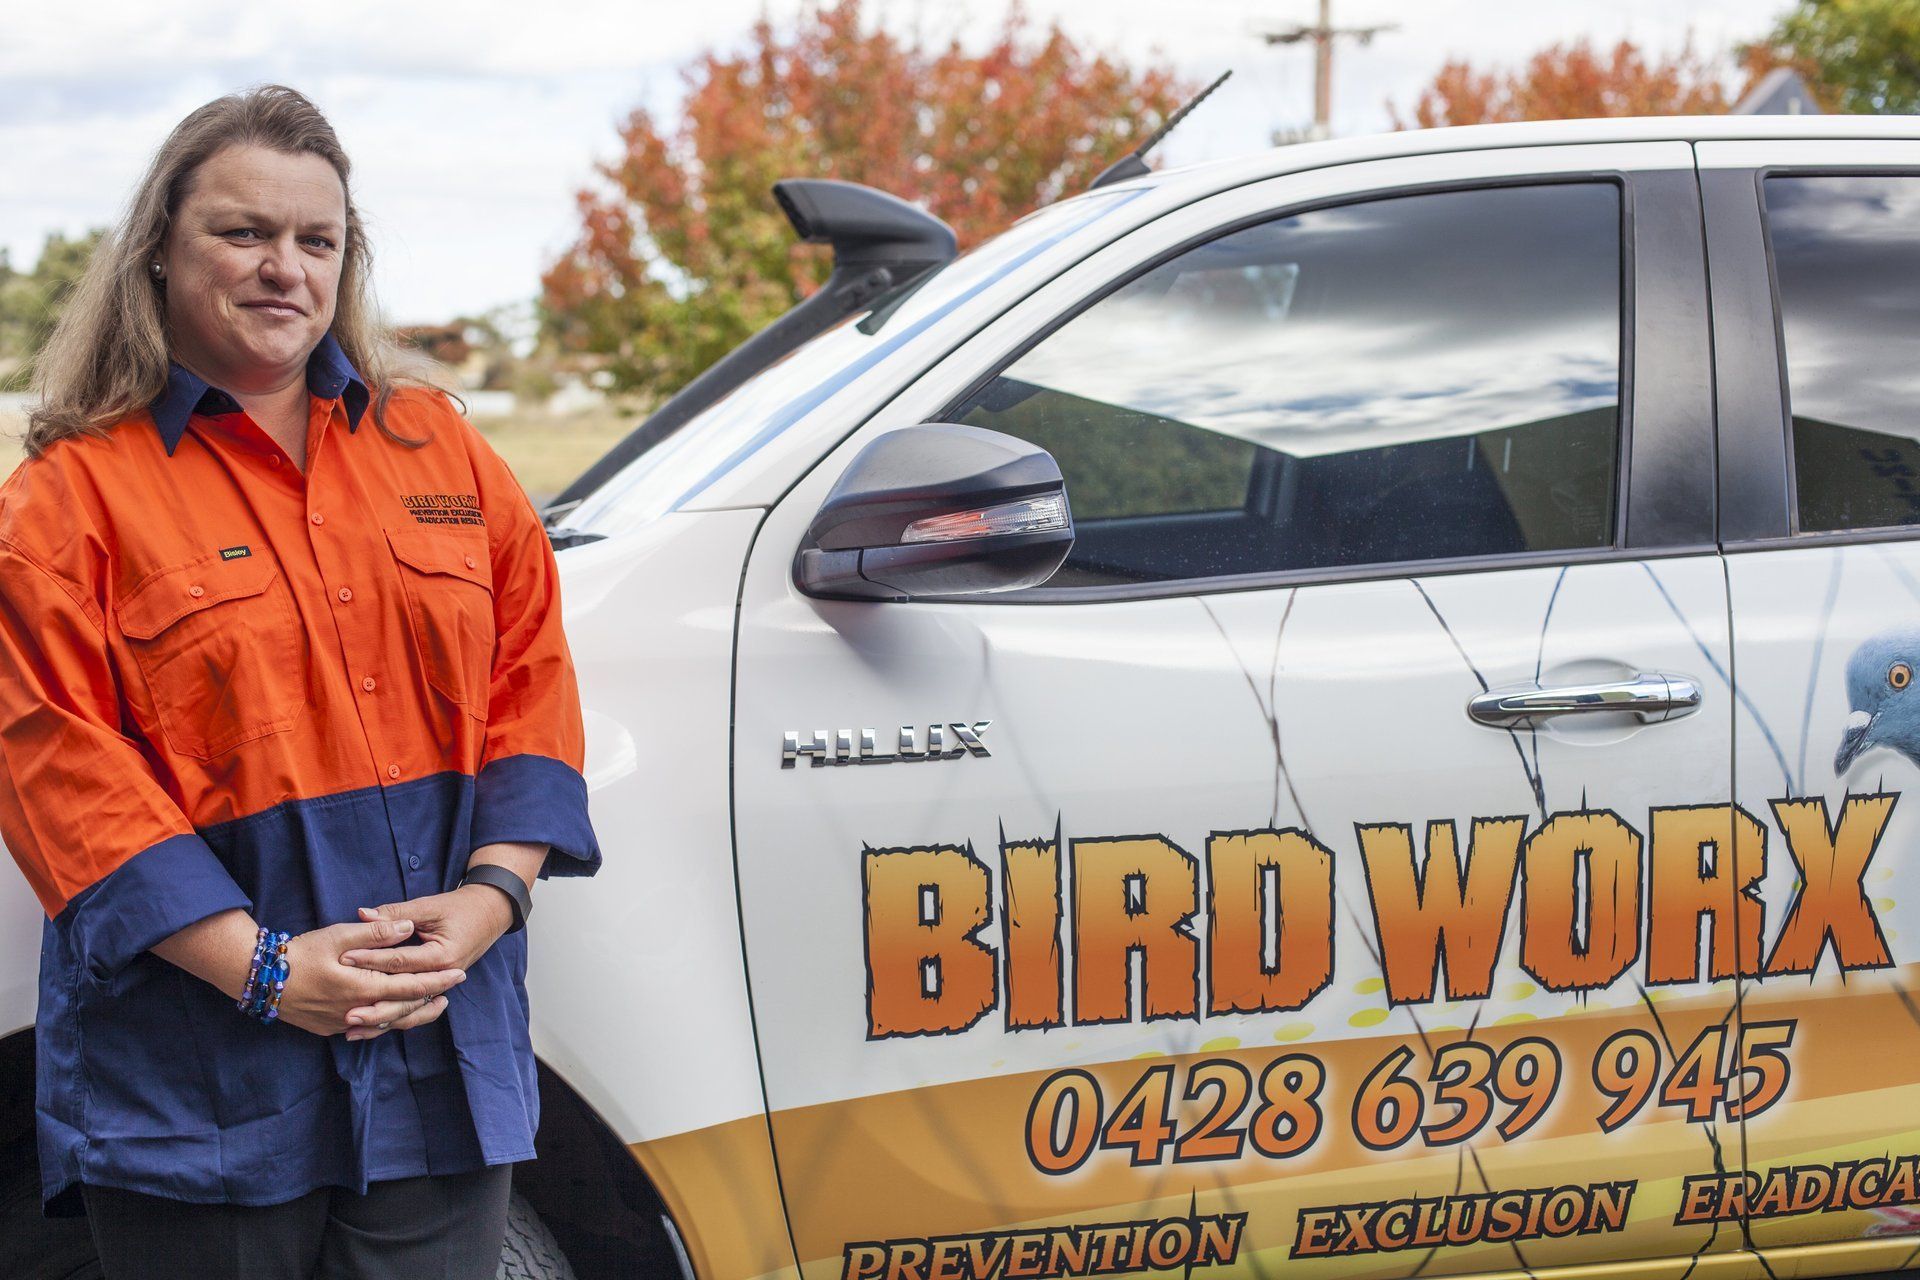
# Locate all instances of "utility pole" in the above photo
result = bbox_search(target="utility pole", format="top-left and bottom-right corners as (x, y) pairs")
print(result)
(1260, 0), (1395, 143)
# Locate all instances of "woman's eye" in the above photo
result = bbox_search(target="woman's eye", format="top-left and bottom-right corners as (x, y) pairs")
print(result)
(302, 237), (336, 250)
(224, 228), (259, 240)
(1892, 662), (1912, 690)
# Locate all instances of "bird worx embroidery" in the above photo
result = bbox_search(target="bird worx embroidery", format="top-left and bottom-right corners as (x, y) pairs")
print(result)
(401, 492), (486, 527)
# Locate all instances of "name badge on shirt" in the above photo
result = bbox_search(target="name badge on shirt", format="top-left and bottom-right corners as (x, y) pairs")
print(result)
(219, 545), (252, 560)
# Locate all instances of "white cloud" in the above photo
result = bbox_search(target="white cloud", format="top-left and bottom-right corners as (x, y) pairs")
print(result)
(0, 0), (1781, 323)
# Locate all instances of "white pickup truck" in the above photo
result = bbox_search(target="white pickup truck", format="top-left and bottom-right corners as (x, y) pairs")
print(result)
(9, 113), (1920, 1280)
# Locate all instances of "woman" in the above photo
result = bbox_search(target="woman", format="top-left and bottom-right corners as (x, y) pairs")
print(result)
(0, 84), (602, 1277)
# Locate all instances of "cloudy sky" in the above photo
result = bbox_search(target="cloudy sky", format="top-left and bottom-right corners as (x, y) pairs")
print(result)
(4, 0), (1780, 325)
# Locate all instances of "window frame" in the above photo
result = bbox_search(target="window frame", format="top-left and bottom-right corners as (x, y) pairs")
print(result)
(923, 163), (1712, 603)
(1706, 159), (1920, 549)
(943, 179), (1624, 581)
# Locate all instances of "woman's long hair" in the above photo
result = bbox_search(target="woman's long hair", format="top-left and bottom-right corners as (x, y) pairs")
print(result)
(24, 83), (452, 458)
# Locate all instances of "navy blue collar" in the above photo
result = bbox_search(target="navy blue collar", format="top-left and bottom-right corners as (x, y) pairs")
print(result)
(149, 331), (370, 456)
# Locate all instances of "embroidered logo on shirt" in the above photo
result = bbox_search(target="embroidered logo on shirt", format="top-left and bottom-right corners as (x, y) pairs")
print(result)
(219, 545), (252, 560)
(401, 493), (486, 527)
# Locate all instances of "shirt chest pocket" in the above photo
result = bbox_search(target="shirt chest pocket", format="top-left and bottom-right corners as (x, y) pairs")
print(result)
(384, 527), (495, 716)
(115, 553), (308, 760)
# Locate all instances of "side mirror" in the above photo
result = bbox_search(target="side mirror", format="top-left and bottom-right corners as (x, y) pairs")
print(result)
(794, 424), (1074, 601)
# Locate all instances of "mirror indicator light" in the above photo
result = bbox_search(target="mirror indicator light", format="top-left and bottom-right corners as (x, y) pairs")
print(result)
(901, 493), (1067, 544)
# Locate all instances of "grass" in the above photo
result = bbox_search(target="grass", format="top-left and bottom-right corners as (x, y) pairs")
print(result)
(0, 404), (642, 513)
(470, 406), (641, 510)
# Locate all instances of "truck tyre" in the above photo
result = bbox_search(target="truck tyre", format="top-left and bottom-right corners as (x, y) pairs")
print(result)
(499, 1187), (579, 1280)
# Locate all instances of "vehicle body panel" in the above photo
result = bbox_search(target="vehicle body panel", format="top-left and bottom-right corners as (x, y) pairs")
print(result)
(530, 510), (799, 1280)
(729, 140), (1754, 1278)
(1701, 137), (1920, 1263)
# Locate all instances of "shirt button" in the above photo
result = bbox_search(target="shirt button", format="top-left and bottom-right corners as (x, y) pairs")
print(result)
(188, 584), (204, 598)
(407, 854), (422, 871)
(337, 586), (353, 602)
(362, 675), (377, 692)
(387, 763), (400, 779)
(268, 455), (283, 468)
(310, 512), (325, 526)
(464, 555), (477, 569)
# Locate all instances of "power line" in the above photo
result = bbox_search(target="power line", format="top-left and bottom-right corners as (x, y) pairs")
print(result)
(1258, 0), (1395, 143)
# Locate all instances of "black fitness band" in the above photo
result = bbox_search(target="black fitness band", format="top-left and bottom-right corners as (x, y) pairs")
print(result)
(459, 863), (532, 933)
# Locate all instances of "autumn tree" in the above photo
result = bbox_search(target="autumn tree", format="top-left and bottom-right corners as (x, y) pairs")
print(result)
(1389, 37), (1730, 128)
(1745, 0), (1920, 114)
(540, 1), (1190, 396)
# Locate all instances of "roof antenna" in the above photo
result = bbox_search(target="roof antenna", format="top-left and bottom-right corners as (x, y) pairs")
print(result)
(1087, 69), (1233, 191)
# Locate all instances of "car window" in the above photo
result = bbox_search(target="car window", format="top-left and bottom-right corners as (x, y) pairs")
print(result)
(947, 182), (1625, 588)
(1763, 174), (1920, 535)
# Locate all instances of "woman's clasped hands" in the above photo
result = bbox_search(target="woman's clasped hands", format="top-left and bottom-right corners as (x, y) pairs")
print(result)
(272, 914), (468, 1042)
(253, 856), (529, 1043)
(335, 882), (517, 1040)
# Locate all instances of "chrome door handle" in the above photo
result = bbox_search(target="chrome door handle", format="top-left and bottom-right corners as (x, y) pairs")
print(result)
(1467, 672), (1702, 729)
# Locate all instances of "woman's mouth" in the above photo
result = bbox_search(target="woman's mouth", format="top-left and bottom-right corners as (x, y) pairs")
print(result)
(242, 300), (304, 318)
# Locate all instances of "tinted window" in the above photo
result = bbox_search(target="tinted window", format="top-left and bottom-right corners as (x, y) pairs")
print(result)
(1765, 175), (1920, 534)
(949, 183), (1624, 588)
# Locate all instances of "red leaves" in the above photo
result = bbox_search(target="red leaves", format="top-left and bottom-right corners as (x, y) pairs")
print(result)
(539, 1), (1191, 397)
(1389, 37), (1732, 129)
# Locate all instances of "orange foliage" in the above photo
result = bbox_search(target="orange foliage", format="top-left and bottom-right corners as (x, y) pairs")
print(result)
(540, 1), (1191, 395)
(1390, 37), (1732, 128)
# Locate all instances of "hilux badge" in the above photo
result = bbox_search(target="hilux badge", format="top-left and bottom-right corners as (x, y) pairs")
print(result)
(782, 723), (991, 768)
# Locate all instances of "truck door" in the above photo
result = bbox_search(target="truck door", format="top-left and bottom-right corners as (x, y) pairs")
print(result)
(732, 143), (1742, 1279)
(1704, 139), (1920, 1266)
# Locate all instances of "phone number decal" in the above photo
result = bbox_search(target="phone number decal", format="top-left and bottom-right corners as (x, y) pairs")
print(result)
(1025, 1020), (1796, 1174)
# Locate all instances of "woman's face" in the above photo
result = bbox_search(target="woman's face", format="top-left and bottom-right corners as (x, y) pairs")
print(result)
(159, 143), (347, 390)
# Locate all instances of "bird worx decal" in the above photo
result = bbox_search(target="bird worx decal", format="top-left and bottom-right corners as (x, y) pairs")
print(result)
(1837, 626), (1920, 774)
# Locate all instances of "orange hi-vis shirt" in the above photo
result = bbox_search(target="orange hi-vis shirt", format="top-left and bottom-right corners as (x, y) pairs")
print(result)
(0, 334), (601, 1213)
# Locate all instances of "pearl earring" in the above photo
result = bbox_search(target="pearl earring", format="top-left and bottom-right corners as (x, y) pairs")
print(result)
(150, 261), (163, 279)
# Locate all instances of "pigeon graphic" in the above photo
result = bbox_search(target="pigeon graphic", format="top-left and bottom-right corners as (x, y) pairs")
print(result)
(1837, 626), (1920, 774)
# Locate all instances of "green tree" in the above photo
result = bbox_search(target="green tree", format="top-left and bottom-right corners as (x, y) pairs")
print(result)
(539, 0), (1190, 397)
(0, 229), (104, 367)
(1750, 0), (1920, 113)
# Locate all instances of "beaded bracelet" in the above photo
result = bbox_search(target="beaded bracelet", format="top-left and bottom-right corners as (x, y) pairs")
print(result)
(235, 926), (272, 1009)
(236, 926), (292, 1022)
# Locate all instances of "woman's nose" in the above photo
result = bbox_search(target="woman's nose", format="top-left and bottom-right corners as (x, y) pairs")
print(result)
(258, 239), (300, 288)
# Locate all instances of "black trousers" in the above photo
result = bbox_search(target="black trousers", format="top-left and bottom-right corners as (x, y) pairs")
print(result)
(78, 1162), (514, 1280)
